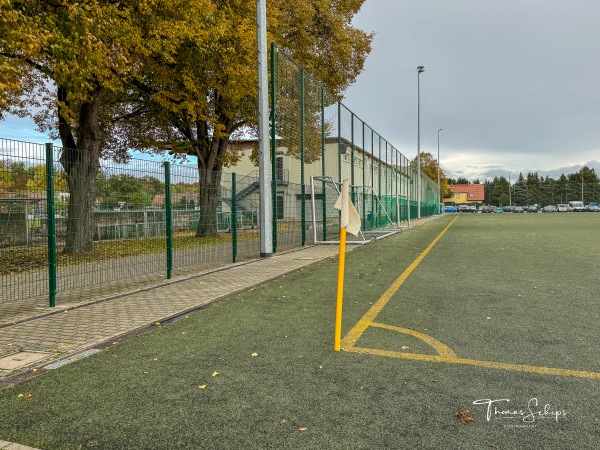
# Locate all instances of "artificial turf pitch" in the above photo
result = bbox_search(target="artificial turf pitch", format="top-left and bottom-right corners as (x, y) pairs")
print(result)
(1, 213), (599, 449)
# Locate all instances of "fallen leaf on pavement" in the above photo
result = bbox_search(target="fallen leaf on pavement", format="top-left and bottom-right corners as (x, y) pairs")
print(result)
(455, 408), (476, 424)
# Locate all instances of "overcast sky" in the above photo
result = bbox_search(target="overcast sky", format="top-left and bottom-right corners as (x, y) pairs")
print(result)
(344, 0), (600, 181)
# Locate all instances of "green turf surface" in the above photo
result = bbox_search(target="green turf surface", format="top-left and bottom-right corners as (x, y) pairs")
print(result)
(1, 213), (599, 449)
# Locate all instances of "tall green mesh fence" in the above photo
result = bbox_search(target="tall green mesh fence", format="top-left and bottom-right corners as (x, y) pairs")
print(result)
(270, 44), (438, 251)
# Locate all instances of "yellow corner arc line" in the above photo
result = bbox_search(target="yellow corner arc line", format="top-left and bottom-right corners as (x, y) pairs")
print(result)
(346, 346), (600, 380)
(342, 215), (460, 349)
(370, 322), (457, 359)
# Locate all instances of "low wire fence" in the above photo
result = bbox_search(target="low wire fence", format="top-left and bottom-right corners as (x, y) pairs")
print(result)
(0, 139), (261, 305)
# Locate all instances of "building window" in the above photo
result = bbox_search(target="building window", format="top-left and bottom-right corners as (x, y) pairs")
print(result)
(469, 193), (474, 197)
(276, 156), (284, 182)
(343, 153), (350, 163)
(456, 194), (460, 198)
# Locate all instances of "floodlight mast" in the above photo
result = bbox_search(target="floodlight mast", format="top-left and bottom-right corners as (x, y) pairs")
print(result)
(437, 128), (443, 214)
(257, 0), (272, 257)
(417, 65), (425, 219)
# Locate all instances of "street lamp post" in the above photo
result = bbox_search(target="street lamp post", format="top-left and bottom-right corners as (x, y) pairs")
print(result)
(507, 171), (512, 207)
(437, 128), (443, 214)
(417, 65), (425, 219)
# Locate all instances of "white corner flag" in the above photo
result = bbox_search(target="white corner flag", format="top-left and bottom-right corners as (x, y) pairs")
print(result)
(333, 179), (361, 236)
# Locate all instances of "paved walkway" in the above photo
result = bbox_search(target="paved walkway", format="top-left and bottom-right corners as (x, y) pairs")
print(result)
(0, 245), (345, 382)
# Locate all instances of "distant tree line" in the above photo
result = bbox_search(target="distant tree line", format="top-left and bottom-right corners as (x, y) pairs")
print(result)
(1, 160), (197, 210)
(96, 172), (197, 210)
(449, 166), (600, 206)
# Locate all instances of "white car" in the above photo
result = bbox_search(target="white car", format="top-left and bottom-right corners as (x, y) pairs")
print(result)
(556, 204), (568, 212)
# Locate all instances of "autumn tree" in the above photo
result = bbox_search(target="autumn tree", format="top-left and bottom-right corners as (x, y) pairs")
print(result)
(411, 152), (451, 198)
(113, 0), (373, 237)
(0, 0), (215, 252)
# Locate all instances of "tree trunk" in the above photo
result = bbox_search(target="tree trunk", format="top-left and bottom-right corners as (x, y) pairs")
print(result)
(59, 88), (103, 253)
(196, 164), (222, 237)
(193, 115), (231, 238)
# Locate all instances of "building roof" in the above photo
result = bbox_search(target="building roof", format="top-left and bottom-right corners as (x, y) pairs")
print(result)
(448, 183), (485, 201)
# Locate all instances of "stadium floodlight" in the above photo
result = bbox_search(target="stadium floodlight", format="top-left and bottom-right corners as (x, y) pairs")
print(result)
(417, 66), (425, 218)
(438, 128), (443, 214)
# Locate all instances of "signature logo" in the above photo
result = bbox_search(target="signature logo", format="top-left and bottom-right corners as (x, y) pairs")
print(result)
(473, 398), (567, 424)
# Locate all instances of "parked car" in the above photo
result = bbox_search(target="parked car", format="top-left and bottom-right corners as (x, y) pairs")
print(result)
(527, 205), (538, 212)
(444, 205), (458, 213)
(458, 205), (477, 213)
(493, 207), (504, 213)
(481, 206), (492, 213)
(542, 205), (557, 213)
(502, 206), (512, 212)
(556, 204), (568, 212)
(569, 201), (586, 212)
(514, 206), (524, 213)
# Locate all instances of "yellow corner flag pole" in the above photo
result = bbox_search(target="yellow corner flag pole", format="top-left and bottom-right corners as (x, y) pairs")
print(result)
(333, 179), (361, 351)
(334, 228), (347, 351)
(334, 180), (350, 351)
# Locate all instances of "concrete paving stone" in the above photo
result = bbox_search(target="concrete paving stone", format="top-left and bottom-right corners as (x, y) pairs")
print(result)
(0, 442), (42, 450)
(0, 352), (52, 371)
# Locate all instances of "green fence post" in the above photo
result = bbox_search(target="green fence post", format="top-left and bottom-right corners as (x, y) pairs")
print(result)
(321, 85), (327, 241)
(370, 130), (375, 229)
(300, 69), (306, 246)
(362, 122), (366, 230)
(45, 143), (57, 307)
(351, 112), (355, 205)
(270, 43), (278, 253)
(378, 138), (382, 227)
(164, 162), (173, 279)
(232, 172), (237, 263)
(337, 101), (342, 184)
